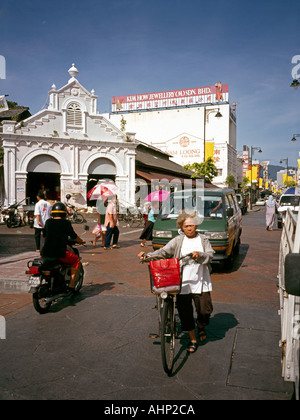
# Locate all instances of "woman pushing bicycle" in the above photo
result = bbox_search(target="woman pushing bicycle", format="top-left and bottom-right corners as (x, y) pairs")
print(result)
(138, 210), (215, 354)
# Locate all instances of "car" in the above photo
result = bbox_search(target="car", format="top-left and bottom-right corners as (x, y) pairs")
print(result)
(152, 188), (242, 269)
(255, 196), (266, 206)
(277, 193), (300, 228)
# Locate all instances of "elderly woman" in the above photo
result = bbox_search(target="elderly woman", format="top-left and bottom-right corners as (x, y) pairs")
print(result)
(138, 210), (215, 353)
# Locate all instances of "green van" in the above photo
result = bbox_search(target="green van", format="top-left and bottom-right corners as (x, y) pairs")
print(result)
(152, 188), (242, 268)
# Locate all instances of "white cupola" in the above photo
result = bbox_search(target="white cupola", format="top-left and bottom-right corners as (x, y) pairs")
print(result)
(68, 63), (79, 83)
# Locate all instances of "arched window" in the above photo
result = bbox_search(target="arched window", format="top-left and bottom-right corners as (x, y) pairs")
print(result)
(66, 102), (82, 127)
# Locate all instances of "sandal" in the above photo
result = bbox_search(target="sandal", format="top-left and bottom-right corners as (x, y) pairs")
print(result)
(187, 342), (197, 354)
(140, 243), (145, 247)
(198, 328), (207, 342)
(112, 245), (120, 248)
(103, 247), (112, 250)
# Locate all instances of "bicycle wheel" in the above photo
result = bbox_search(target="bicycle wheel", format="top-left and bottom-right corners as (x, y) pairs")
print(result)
(129, 216), (140, 227)
(160, 297), (176, 376)
(74, 213), (84, 224)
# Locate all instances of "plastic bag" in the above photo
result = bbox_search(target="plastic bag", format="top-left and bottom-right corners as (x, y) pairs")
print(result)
(91, 224), (102, 238)
(149, 258), (181, 289)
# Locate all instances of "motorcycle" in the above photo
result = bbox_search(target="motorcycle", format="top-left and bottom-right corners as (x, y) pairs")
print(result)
(26, 241), (84, 314)
(23, 205), (35, 228)
(2, 202), (23, 228)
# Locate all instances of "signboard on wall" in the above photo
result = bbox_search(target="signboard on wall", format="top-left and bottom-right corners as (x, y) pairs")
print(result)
(164, 134), (225, 167)
(112, 82), (229, 113)
(165, 134), (202, 166)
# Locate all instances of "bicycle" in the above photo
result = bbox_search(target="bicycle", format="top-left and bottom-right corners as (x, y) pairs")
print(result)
(141, 253), (193, 376)
(122, 208), (144, 227)
(66, 204), (85, 224)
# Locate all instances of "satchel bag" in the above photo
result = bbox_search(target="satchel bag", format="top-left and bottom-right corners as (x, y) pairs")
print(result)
(149, 258), (181, 294)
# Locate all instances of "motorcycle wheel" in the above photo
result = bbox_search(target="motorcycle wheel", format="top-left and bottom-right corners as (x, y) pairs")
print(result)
(6, 220), (12, 228)
(73, 264), (84, 295)
(33, 288), (52, 314)
(74, 213), (84, 224)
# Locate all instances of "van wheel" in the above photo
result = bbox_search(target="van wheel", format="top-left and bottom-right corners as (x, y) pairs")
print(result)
(234, 238), (240, 255)
(224, 252), (234, 269)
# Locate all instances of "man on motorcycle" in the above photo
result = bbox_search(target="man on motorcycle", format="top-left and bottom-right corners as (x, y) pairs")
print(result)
(41, 202), (86, 291)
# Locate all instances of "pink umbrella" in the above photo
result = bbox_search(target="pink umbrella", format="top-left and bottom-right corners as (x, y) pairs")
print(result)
(144, 190), (170, 202)
(87, 182), (118, 200)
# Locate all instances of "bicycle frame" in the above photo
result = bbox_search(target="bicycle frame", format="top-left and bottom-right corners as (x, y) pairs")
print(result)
(142, 253), (193, 376)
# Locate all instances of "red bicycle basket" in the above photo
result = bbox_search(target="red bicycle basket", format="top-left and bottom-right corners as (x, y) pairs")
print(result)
(149, 258), (181, 288)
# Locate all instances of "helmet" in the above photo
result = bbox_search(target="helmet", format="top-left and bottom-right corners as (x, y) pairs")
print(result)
(51, 202), (67, 217)
(66, 194), (71, 200)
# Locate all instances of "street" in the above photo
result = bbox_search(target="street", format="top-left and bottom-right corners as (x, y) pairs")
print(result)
(0, 209), (294, 401)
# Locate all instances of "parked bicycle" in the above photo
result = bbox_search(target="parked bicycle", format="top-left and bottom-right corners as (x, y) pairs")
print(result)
(122, 208), (144, 227)
(66, 203), (85, 224)
(141, 253), (193, 376)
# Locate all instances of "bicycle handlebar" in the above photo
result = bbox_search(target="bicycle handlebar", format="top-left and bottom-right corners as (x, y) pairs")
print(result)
(141, 253), (193, 263)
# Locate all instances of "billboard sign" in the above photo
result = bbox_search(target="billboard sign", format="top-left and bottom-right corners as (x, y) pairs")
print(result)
(112, 82), (229, 113)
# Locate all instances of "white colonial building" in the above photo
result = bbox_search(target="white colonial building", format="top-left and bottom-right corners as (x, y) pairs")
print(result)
(1, 65), (138, 207)
(104, 83), (237, 187)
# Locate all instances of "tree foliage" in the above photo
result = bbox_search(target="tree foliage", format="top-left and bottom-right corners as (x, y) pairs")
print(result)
(225, 173), (236, 188)
(183, 157), (218, 183)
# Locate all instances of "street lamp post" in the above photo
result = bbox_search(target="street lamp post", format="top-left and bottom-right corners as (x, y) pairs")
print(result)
(280, 158), (289, 188)
(250, 146), (262, 210)
(291, 134), (300, 142)
(203, 107), (222, 162)
(280, 158), (289, 174)
(290, 79), (300, 89)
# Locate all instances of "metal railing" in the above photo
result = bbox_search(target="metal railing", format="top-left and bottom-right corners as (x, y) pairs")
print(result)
(278, 207), (300, 399)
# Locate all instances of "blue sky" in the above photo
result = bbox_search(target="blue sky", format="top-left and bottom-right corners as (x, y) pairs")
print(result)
(0, 0), (299, 168)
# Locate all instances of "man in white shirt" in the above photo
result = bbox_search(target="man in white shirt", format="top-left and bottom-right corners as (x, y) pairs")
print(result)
(34, 192), (52, 252)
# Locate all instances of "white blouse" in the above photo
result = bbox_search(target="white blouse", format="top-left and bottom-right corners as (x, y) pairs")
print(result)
(180, 236), (212, 294)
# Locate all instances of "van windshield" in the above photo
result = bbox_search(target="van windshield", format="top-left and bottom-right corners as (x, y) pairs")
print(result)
(280, 195), (300, 206)
(158, 193), (224, 220)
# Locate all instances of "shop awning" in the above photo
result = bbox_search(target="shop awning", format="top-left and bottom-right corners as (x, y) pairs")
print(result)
(136, 170), (194, 185)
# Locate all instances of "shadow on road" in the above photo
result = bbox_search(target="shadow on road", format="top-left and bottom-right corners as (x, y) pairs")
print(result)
(43, 282), (115, 313)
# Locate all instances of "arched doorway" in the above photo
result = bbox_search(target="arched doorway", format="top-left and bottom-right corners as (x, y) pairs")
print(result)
(26, 155), (61, 203)
(87, 158), (116, 206)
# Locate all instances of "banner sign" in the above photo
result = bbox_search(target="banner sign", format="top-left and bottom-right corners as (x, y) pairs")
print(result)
(112, 82), (229, 113)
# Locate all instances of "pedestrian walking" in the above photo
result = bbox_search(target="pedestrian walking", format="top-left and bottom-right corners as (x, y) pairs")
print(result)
(138, 210), (215, 353)
(33, 192), (52, 252)
(104, 196), (120, 249)
(139, 202), (157, 247)
(265, 194), (278, 231)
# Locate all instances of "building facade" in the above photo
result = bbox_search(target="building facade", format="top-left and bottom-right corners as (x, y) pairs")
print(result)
(105, 83), (237, 187)
(1, 65), (137, 207)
